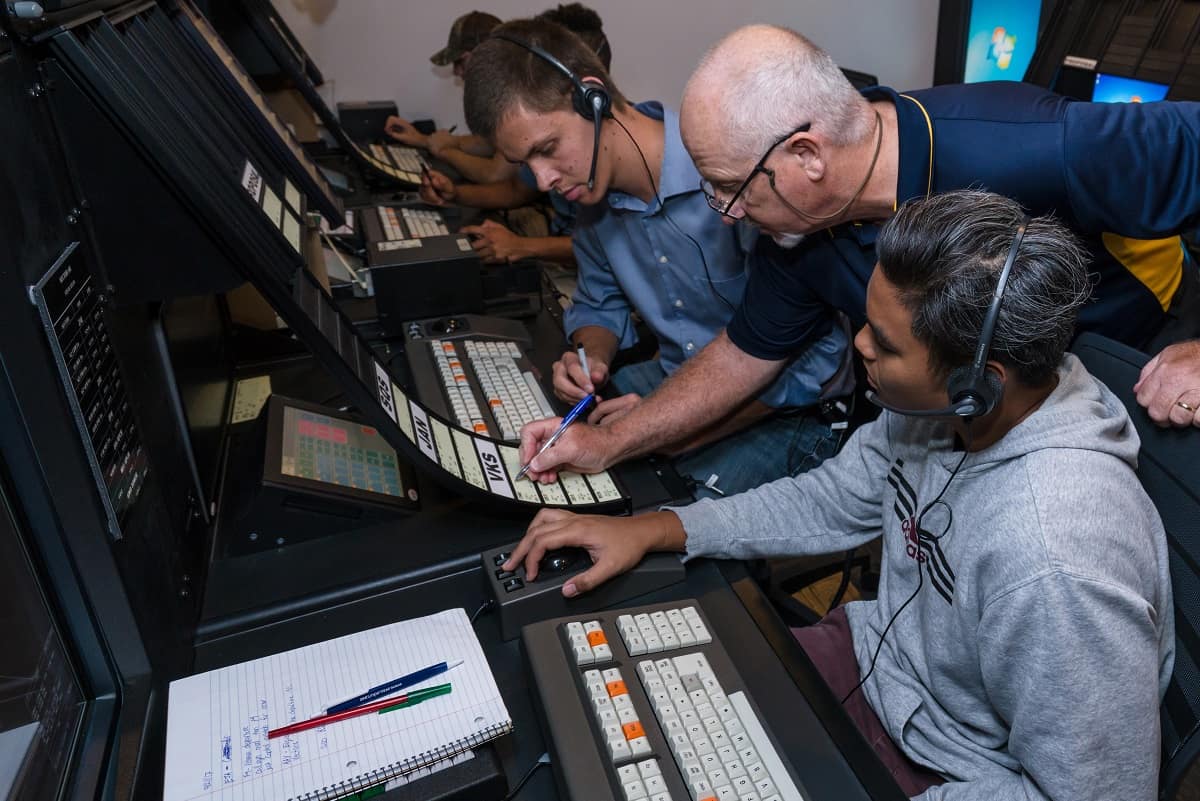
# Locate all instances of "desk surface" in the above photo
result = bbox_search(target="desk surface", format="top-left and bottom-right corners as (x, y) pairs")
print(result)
(195, 553), (904, 801)
(191, 282), (903, 801)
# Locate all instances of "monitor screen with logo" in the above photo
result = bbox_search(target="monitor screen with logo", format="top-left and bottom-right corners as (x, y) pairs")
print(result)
(963, 0), (1042, 83)
(1092, 73), (1170, 103)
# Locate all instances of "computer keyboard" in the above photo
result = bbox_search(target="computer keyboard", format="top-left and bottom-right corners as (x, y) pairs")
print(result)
(523, 601), (806, 801)
(387, 144), (426, 174)
(375, 206), (451, 241)
(428, 338), (556, 441)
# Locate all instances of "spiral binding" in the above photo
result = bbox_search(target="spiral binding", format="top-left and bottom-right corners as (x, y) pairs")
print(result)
(289, 720), (512, 801)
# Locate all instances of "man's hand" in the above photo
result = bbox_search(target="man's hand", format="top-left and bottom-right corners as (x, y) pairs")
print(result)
(419, 168), (456, 206)
(552, 347), (609, 402)
(518, 419), (620, 482)
(589, 393), (641, 425)
(1133, 339), (1200, 428)
(426, 130), (459, 159)
(460, 220), (526, 264)
(501, 509), (682, 597)
(384, 115), (428, 148)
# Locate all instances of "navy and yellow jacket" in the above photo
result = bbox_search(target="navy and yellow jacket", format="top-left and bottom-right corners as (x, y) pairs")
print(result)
(728, 81), (1200, 361)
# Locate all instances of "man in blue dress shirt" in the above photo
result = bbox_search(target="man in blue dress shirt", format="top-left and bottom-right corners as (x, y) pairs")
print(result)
(519, 23), (1200, 481)
(462, 19), (849, 497)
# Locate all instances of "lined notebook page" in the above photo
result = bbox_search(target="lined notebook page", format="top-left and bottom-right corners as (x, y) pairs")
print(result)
(164, 609), (509, 801)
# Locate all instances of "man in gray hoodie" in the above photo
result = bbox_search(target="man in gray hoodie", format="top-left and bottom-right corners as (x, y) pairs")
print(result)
(503, 190), (1175, 799)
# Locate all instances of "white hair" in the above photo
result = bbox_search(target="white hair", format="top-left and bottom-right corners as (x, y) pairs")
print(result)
(688, 26), (874, 161)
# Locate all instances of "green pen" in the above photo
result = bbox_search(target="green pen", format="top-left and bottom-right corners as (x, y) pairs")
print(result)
(377, 682), (452, 715)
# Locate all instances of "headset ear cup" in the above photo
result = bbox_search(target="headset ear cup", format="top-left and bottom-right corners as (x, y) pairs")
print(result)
(946, 365), (1003, 418)
(576, 80), (611, 120)
(977, 369), (1003, 417)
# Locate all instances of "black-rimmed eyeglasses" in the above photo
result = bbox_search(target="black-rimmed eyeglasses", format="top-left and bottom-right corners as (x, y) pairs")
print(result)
(699, 124), (811, 219)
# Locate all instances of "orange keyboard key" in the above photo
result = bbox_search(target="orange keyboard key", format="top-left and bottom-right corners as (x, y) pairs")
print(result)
(622, 721), (645, 741)
(606, 680), (628, 697)
(586, 630), (608, 647)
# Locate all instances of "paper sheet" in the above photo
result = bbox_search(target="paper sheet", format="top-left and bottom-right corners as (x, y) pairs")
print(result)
(163, 609), (509, 801)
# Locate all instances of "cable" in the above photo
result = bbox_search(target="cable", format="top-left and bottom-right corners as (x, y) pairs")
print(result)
(469, 598), (496, 624)
(840, 430), (971, 705)
(320, 231), (367, 290)
(502, 752), (551, 801)
(612, 115), (735, 311)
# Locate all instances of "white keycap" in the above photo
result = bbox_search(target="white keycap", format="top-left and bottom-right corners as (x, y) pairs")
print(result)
(610, 739), (632, 760)
(622, 779), (647, 801)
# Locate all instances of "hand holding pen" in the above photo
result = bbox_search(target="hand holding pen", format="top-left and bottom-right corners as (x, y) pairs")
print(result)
(551, 344), (607, 403)
(514, 393), (595, 481)
(418, 165), (456, 206)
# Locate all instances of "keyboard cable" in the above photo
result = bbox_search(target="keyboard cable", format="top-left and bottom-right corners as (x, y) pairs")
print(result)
(502, 752), (551, 801)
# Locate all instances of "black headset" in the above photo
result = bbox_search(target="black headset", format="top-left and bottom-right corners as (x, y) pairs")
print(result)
(491, 33), (612, 190)
(866, 217), (1029, 420)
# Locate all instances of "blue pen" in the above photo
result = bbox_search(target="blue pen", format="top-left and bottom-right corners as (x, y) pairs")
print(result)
(324, 659), (464, 714)
(514, 394), (594, 481)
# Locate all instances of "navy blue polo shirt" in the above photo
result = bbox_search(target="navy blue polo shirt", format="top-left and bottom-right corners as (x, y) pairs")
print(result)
(728, 82), (1200, 361)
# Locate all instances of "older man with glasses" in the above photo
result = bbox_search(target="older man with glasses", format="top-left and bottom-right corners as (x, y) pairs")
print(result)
(519, 23), (1200, 482)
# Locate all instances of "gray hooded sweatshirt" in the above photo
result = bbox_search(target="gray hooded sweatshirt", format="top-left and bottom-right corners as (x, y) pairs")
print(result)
(674, 355), (1174, 800)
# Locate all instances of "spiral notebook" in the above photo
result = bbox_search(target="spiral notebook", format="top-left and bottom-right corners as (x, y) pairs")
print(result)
(163, 608), (511, 801)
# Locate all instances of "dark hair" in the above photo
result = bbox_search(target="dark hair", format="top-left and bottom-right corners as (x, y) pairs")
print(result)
(535, 3), (611, 69)
(463, 18), (626, 142)
(876, 190), (1092, 386)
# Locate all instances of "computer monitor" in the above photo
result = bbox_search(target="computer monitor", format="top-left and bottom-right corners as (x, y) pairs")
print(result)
(963, 0), (1044, 83)
(1091, 72), (1170, 103)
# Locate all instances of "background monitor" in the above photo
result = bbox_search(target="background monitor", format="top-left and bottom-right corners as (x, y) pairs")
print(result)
(1092, 73), (1170, 103)
(963, 0), (1044, 83)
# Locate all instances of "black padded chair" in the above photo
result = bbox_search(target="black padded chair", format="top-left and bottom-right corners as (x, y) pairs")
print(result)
(1072, 333), (1200, 800)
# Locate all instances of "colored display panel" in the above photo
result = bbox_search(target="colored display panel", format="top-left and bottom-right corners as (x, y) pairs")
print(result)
(279, 405), (405, 498)
(1092, 73), (1169, 103)
(963, 0), (1042, 83)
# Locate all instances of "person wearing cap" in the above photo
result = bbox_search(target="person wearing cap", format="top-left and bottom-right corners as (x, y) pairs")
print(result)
(415, 5), (612, 267)
(384, 11), (508, 183)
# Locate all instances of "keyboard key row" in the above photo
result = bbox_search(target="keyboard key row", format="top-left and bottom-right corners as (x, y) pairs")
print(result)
(618, 606), (712, 656)
(637, 653), (800, 801)
(584, 665), (651, 762)
(568, 620), (613, 665)
(617, 758), (676, 801)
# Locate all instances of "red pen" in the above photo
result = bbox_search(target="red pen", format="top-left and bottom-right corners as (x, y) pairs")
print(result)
(267, 683), (450, 739)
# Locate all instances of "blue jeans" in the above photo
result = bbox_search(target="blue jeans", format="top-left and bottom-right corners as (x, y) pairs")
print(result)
(610, 360), (838, 500)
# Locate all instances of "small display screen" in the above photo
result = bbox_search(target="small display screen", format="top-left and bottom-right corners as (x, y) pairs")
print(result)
(963, 0), (1042, 83)
(279, 405), (406, 498)
(318, 166), (351, 192)
(1092, 73), (1170, 103)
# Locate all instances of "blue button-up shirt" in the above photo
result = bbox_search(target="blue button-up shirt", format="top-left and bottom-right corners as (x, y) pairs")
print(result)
(563, 102), (845, 408)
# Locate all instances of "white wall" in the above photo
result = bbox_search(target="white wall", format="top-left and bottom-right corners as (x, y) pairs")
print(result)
(272, 0), (940, 133)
